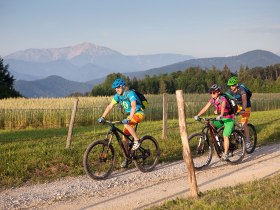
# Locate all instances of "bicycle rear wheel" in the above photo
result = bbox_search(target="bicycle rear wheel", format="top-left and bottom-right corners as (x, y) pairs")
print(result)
(133, 135), (160, 172)
(245, 123), (257, 154)
(188, 132), (212, 169)
(227, 130), (245, 164)
(83, 140), (115, 180)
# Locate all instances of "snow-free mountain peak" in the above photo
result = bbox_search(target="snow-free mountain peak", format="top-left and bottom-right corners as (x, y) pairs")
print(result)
(5, 42), (122, 63)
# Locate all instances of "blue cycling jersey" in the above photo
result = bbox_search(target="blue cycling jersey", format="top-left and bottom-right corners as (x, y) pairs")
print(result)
(227, 85), (251, 107)
(112, 90), (144, 113)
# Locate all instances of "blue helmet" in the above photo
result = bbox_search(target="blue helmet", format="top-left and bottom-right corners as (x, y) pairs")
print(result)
(112, 78), (126, 88)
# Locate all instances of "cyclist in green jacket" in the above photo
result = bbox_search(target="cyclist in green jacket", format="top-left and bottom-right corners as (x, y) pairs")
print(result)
(227, 76), (252, 148)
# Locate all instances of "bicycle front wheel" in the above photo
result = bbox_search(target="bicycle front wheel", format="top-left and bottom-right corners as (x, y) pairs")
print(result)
(133, 135), (160, 172)
(83, 140), (115, 180)
(245, 123), (257, 154)
(227, 130), (245, 164)
(188, 132), (212, 170)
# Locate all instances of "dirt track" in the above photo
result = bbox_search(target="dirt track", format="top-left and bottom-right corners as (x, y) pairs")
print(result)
(1, 143), (280, 210)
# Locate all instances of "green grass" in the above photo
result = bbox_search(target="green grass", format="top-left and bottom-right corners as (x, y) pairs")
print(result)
(0, 109), (280, 190)
(149, 174), (280, 210)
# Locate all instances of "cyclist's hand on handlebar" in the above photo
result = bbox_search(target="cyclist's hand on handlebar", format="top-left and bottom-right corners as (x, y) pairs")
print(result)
(122, 118), (130, 124)
(194, 116), (201, 121)
(98, 117), (105, 123)
(216, 115), (222, 120)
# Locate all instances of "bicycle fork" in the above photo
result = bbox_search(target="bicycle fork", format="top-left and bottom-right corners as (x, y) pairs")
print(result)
(99, 132), (114, 161)
(196, 136), (206, 154)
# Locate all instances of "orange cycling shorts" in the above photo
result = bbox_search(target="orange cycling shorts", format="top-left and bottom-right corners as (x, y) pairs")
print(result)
(237, 106), (251, 123)
(123, 112), (145, 135)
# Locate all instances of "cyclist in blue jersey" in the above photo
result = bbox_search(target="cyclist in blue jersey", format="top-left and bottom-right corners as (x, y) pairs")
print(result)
(98, 78), (145, 168)
(227, 76), (252, 149)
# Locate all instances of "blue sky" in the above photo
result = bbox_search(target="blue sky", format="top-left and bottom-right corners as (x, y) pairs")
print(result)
(0, 0), (279, 58)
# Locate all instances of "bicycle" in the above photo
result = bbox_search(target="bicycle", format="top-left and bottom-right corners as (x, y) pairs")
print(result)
(83, 120), (160, 180)
(234, 114), (257, 154)
(188, 117), (245, 169)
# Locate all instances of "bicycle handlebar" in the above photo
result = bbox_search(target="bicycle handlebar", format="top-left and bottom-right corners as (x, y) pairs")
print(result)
(195, 116), (217, 122)
(198, 112), (244, 120)
(101, 120), (122, 125)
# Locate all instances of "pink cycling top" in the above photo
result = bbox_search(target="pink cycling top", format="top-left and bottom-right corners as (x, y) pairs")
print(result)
(209, 96), (234, 119)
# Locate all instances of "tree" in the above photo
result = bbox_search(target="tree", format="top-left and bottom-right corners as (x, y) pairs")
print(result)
(159, 79), (167, 94)
(0, 57), (21, 99)
(91, 72), (129, 96)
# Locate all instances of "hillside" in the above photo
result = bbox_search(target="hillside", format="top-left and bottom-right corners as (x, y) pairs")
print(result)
(124, 50), (280, 78)
(15, 76), (93, 98)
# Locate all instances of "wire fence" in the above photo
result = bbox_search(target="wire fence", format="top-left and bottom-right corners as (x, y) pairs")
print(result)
(1, 97), (280, 130)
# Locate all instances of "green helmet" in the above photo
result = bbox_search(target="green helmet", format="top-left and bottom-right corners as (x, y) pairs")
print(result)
(227, 76), (238, 86)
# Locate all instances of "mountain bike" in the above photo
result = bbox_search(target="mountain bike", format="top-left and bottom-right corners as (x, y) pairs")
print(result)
(188, 117), (245, 169)
(83, 120), (160, 180)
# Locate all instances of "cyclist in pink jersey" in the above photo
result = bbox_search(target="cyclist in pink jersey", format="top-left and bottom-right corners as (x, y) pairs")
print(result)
(194, 84), (235, 160)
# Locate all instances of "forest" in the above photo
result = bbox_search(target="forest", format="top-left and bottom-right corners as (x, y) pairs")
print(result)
(91, 64), (280, 96)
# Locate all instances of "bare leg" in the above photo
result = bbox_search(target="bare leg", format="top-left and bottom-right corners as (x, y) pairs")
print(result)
(123, 124), (141, 150)
(223, 136), (229, 154)
(242, 122), (250, 141)
(123, 124), (140, 141)
(122, 136), (129, 154)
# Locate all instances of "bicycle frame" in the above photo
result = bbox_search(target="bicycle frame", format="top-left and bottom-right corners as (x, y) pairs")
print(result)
(104, 121), (138, 160)
(201, 118), (224, 155)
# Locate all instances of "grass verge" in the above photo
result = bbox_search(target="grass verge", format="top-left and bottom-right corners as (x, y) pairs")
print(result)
(149, 174), (280, 210)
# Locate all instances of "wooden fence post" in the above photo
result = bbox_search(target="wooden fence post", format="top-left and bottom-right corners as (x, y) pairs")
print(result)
(66, 98), (79, 149)
(162, 93), (168, 139)
(176, 90), (198, 198)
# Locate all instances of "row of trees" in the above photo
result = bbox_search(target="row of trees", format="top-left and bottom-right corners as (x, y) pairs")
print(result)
(91, 64), (280, 96)
(0, 57), (21, 99)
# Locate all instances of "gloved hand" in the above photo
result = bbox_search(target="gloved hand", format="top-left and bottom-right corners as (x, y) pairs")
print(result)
(122, 118), (130, 124)
(194, 116), (200, 121)
(216, 115), (222, 120)
(98, 117), (105, 123)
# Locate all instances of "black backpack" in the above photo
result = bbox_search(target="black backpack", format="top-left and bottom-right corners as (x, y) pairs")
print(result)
(131, 89), (148, 109)
(220, 93), (238, 115)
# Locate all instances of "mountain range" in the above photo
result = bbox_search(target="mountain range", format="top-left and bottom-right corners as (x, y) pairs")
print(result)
(124, 49), (280, 79)
(4, 42), (193, 82)
(3, 43), (280, 98)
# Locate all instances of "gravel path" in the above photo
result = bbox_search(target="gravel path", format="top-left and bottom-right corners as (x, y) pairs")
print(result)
(1, 142), (280, 210)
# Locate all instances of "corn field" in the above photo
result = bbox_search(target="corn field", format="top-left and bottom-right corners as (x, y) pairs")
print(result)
(0, 93), (280, 130)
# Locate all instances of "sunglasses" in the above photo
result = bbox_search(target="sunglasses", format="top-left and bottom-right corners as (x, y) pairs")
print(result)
(210, 91), (217, 94)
